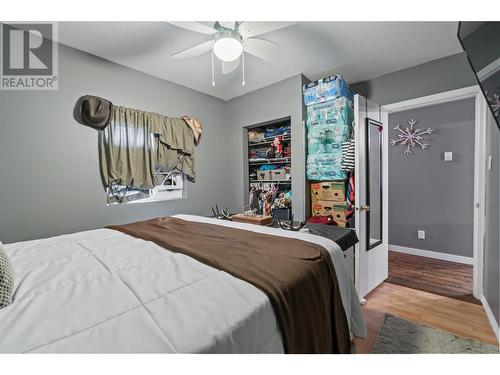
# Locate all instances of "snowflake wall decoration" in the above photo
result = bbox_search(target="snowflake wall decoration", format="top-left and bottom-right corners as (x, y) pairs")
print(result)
(390, 118), (433, 156)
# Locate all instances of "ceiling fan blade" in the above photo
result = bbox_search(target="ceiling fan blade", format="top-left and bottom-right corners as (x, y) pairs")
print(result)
(243, 38), (278, 62)
(168, 21), (216, 35)
(238, 22), (296, 39)
(218, 21), (236, 30)
(172, 40), (213, 59)
(221, 57), (240, 74)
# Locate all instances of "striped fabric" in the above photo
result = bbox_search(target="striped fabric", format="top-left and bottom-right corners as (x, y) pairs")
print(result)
(0, 242), (14, 309)
(341, 139), (355, 172)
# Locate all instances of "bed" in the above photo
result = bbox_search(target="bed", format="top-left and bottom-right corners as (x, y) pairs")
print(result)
(0, 214), (366, 353)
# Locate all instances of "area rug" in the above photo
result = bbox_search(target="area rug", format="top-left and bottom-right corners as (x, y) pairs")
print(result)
(372, 314), (499, 354)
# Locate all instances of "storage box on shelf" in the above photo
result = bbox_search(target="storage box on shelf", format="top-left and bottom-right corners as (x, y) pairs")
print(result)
(271, 169), (287, 181)
(256, 170), (272, 181)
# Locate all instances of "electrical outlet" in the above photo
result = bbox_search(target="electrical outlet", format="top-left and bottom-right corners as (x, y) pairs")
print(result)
(418, 230), (426, 240)
(444, 152), (453, 161)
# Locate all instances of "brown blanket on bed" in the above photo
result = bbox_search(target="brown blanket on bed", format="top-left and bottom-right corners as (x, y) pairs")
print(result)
(106, 217), (350, 354)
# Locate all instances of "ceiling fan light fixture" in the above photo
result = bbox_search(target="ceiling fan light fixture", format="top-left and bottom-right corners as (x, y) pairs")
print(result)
(213, 30), (242, 62)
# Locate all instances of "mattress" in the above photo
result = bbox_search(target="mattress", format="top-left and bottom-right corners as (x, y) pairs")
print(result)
(0, 214), (366, 353)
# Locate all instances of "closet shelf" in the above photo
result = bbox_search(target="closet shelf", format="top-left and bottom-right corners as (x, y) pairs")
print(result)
(248, 136), (291, 147)
(249, 179), (292, 184)
(249, 157), (291, 165)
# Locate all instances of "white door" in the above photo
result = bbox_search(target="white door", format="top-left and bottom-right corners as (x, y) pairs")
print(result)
(354, 94), (389, 299)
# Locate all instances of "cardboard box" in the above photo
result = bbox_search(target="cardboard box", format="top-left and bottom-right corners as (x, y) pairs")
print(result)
(271, 169), (287, 181)
(256, 170), (271, 181)
(311, 181), (346, 202)
(311, 200), (347, 227)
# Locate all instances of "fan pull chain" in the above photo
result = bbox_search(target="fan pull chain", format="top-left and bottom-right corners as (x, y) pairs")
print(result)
(242, 51), (245, 86)
(211, 48), (215, 86)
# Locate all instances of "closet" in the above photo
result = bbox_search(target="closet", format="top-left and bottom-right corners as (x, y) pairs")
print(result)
(246, 118), (292, 220)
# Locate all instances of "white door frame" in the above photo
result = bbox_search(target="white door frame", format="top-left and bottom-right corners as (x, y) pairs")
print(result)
(382, 86), (488, 299)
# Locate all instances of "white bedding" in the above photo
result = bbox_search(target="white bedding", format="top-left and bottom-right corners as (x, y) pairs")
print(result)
(0, 214), (366, 353)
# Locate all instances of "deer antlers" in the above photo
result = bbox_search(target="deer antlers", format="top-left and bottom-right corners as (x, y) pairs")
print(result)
(211, 205), (231, 220)
(277, 215), (307, 231)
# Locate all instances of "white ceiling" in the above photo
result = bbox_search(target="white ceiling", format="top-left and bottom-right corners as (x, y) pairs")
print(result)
(58, 22), (463, 101)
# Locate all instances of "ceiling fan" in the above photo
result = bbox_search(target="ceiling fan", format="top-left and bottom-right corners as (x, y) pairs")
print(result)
(168, 21), (296, 86)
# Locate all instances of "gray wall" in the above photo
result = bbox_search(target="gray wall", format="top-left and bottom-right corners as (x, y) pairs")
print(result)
(388, 98), (476, 258)
(352, 53), (477, 105)
(484, 110), (500, 325)
(225, 75), (307, 220)
(0, 43), (230, 244)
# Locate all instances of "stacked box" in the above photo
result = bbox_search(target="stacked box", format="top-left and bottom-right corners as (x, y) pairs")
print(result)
(310, 181), (349, 227)
(311, 200), (348, 227)
(310, 181), (346, 202)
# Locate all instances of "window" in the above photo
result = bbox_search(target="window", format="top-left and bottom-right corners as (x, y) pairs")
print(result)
(106, 173), (186, 205)
(106, 134), (187, 205)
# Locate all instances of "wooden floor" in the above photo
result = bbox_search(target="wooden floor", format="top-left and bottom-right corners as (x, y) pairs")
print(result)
(353, 282), (499, 353)
(386, 251), (479, 304)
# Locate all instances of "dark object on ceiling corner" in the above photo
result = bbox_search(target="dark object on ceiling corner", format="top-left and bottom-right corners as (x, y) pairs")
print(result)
(73, 95), (112, 130)
(457, 21), (500, 130)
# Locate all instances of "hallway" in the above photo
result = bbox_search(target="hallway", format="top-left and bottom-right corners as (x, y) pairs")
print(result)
(386, 250), (479, 304)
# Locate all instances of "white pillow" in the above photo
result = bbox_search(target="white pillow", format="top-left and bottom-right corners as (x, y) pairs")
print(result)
(0, 242), (14, 308)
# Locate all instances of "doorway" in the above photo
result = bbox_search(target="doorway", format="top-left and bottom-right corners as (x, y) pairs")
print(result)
(381, 86), (488, 301)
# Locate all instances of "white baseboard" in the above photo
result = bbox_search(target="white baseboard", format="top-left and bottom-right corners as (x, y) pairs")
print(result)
(389, 244), (474, 265)
(481, 295), (500, 344)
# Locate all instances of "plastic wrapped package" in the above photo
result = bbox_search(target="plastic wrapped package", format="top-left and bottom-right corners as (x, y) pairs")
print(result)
(303, 75), (354, 106)
(306, 152), (347, 181)
(307, 124), (351, 154)
(308, 134), (325, 154)
(306, 98), (353, 127)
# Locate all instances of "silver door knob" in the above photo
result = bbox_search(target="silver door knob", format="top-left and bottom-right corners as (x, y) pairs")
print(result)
(357, 204), (370, 212)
